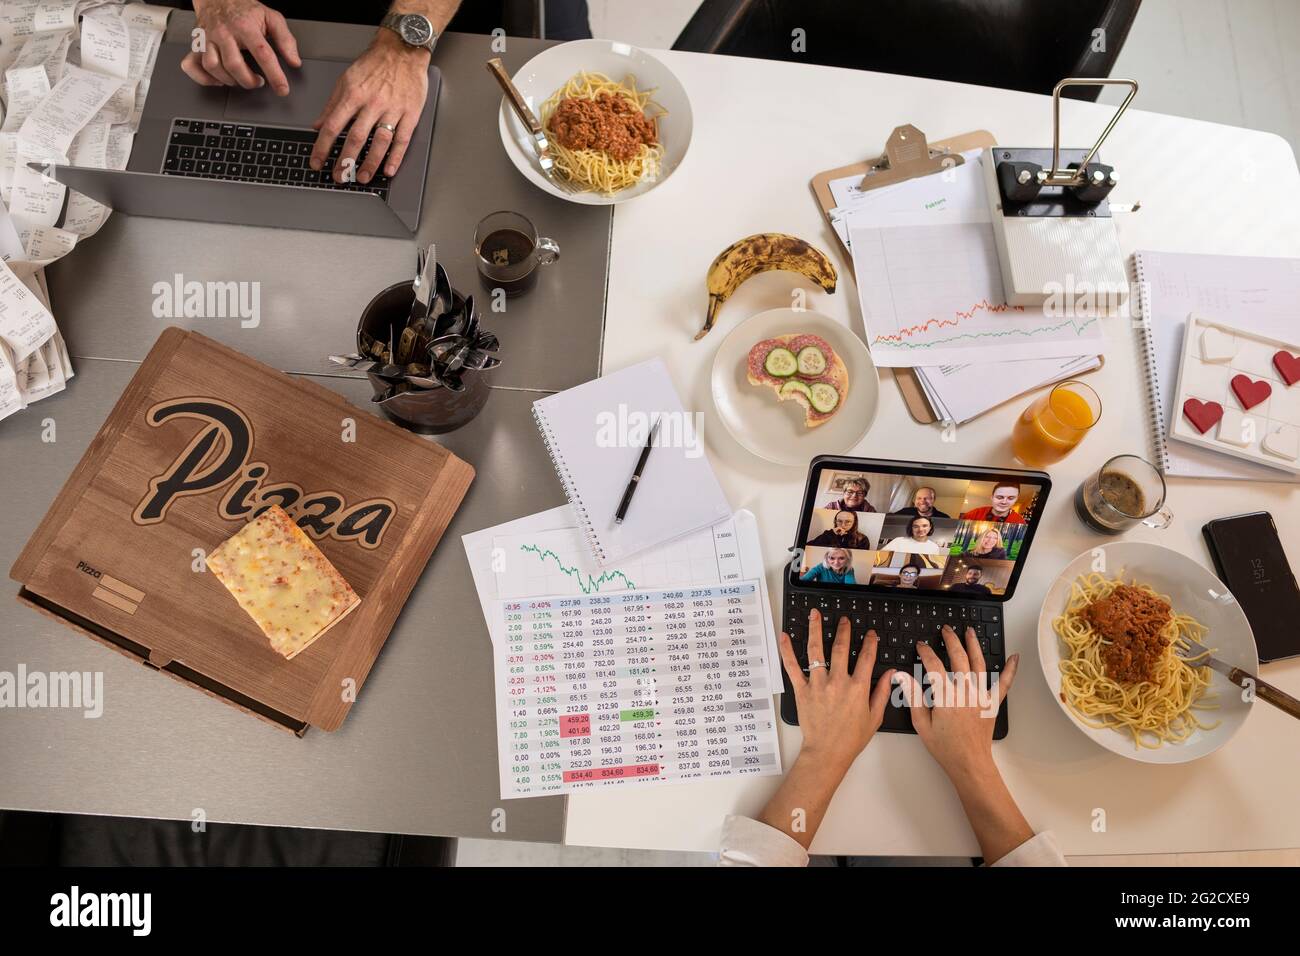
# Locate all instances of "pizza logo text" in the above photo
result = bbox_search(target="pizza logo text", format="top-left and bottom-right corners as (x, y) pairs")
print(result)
(132, 398), (395, 550)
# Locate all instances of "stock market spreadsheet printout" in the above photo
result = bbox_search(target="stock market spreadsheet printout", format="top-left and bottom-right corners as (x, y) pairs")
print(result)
(493, 582), (781, 797)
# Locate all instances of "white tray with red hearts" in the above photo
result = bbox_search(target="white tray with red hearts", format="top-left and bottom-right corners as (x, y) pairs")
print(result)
(1169, 314), (1300, 474)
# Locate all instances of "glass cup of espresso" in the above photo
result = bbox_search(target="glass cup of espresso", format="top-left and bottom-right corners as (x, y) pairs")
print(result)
(474, 210), (560, 297)
(1075, 454), (1174, 534)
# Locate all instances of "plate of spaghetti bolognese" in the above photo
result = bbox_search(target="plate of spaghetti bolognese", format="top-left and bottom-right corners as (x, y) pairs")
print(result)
(1037, 541), (1257, 763)
(496, 39), (692, 204)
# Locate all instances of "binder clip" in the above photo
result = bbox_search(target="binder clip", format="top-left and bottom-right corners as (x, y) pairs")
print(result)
(859, 124), (964, 191)
(982, 78), (1138, 310)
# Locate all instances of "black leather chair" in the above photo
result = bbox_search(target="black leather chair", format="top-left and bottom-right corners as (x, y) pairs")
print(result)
(673, 0), (1141, 100)
(0, 810), (455, 867)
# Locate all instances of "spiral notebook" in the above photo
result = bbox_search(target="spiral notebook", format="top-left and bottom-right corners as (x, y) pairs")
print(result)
(532, 359), (732, 566)
(1134, 250), (1300, 482)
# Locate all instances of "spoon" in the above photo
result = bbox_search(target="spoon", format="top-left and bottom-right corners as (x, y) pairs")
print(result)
(433, 261), (452, 316)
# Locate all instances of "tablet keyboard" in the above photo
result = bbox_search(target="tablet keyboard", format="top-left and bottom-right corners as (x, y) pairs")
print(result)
(160, 118), (392, 199)
(780, 590), (1008, 735)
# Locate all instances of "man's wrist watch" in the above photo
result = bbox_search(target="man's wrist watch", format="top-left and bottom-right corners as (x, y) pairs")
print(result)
(380, 12), (438, 53)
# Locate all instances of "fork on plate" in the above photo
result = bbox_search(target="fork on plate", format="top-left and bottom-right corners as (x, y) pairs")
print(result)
(1179, 637), (1300, 719)
(486, 57), (580, 195)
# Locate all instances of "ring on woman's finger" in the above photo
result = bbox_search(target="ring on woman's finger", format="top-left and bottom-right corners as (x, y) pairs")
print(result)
(807, 661), (829, 671)
(376, 122), (397, 133)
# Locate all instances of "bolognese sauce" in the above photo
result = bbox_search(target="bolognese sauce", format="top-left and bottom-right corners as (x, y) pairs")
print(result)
(1083, 583), (1173, 685)
(548, 92), (658, 163)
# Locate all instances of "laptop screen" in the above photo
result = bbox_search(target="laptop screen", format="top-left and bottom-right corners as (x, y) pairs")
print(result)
(788, 457), (1051, 603)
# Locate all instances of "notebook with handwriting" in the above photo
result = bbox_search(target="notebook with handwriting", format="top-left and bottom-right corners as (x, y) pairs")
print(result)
(533, 359), (731, 566)
(1134, 250), (1300, 482)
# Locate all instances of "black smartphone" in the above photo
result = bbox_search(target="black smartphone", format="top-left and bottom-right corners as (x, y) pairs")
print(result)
(1203, 512), (1300, 663)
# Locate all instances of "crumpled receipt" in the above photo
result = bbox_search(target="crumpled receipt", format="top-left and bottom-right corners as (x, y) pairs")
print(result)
(0, 0), (172, 421)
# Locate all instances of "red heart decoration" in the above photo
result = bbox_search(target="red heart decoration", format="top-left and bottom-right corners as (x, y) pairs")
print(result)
(1230, 374), (1272, 410)
(1274, 350), (1300, 387)
(1183, 398), (1223, 434)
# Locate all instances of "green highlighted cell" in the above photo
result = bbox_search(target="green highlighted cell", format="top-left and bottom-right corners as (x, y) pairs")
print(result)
(620, 708), (656, 722)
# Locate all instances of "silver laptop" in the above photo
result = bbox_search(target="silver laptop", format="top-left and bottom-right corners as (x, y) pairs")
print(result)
(40, 41), (440, 238)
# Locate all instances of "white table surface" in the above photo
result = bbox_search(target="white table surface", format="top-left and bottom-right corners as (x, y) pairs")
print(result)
(565, 49), (1300, 856)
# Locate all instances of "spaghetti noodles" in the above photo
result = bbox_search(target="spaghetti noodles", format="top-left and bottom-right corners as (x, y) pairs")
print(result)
(540, 71), (666, 195)
(1052, 572), (1218, 749)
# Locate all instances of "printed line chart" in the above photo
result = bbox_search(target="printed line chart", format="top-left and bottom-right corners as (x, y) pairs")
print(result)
(494, 520), (743, 601)
(850, 220), (1105, 367)
(516, 542), (639, 594)
(869, 297), (1026, 345)
(465, 506), (785, 687)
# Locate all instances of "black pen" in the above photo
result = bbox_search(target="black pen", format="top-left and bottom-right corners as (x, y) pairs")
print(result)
(614, 416), (661, 524)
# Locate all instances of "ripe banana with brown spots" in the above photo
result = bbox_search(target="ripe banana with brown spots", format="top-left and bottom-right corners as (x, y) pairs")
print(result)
(696, 233), (838, 340)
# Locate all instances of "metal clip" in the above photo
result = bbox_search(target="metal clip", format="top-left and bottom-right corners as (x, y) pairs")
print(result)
(1045, 78), (1138, 187)
(858, 124), (964, 190)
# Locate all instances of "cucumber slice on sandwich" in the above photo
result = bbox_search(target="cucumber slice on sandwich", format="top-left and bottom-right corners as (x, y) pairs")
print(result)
(796, 345), (828, 377)
(764, 347), (798, 377)
(809, 382), (839, 414)
(779, 380), (813, 402)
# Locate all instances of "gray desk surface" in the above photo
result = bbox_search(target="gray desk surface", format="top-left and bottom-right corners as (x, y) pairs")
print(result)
(48, 19), (610, 394)
(0, 18), (612, 842)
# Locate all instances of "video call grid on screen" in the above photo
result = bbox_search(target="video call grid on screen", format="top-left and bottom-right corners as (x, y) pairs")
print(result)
(791, 459), (1049, 601)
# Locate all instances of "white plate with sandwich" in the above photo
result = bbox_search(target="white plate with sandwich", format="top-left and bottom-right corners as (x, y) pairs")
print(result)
(711, 308), (878, 466)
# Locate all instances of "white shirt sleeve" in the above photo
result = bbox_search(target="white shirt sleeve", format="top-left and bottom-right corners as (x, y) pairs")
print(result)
(989, 831), (1067, 867)
(717, 815), (809, 867)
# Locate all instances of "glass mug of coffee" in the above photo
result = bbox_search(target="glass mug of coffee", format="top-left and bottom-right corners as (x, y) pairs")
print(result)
(1075, 454), (1173, 534)
(474, 210), (559, 297)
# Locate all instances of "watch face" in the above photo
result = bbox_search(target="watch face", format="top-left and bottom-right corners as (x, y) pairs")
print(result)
(400, 14), (433, 46)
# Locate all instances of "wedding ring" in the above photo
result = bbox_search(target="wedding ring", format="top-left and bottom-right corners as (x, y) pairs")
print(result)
(377, 122), (397, 133)
(807, 661), (829, 671)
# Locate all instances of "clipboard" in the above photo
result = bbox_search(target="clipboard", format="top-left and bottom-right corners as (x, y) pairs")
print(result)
(811, 125), (996, 424)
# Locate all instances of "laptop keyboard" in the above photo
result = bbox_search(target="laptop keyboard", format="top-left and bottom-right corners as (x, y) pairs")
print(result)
(781, 590), (1007, 733)
(161, 118), (392, 199)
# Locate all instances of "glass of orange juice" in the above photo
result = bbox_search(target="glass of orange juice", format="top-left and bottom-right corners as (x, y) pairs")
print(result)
(1011, 381), (1101, 467)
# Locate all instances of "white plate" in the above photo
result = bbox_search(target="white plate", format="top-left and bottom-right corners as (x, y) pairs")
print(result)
(1036, 541), (1256, 764)
(711, 308), (879, 466)
(496, 39), (693, 205)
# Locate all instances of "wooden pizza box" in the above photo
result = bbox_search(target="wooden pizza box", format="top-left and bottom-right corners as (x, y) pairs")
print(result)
(10, 328), (474, 734)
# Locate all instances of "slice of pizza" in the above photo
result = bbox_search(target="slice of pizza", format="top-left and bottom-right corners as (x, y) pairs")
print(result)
(206, 505), (360, 659)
